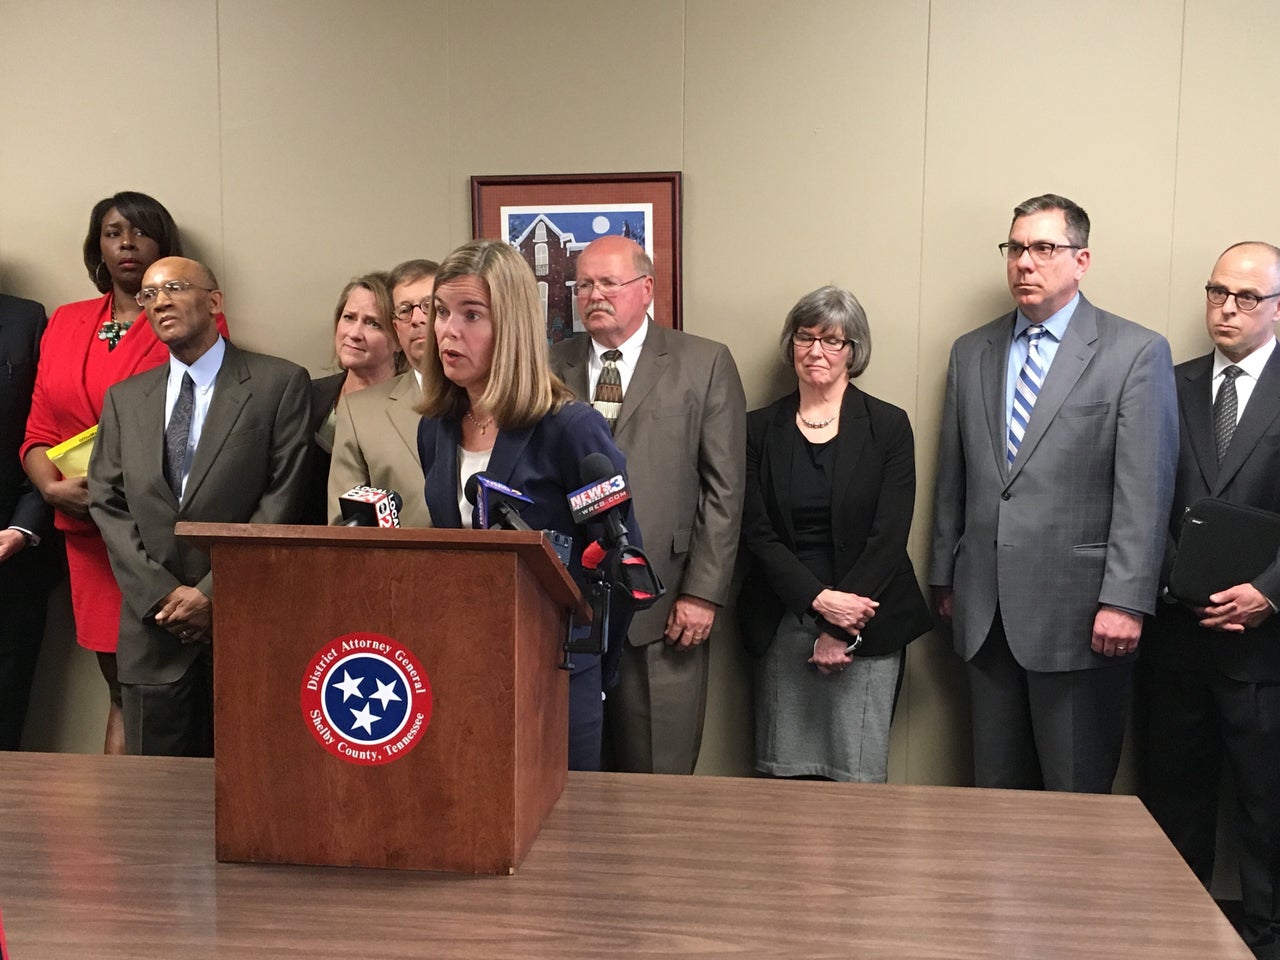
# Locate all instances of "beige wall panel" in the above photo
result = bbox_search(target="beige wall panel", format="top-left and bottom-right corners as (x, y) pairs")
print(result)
(445, 0), (686, 245)
(684, 0), (930, 414)
(684, 0), (930, 779)
(217, 0), (449, 368)
(913, 2), (1184, 785)
(0, 1), (223, 309)
(1167, 0), (1280, 366)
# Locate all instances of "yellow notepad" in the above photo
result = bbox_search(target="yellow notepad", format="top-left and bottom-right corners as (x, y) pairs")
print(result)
(47, 425), (98, 478)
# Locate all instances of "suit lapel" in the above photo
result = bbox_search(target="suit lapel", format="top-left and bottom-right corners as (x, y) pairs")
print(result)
(1215, 347), (1280, 494)
(181, 344), (249, 509)
(615, 324), (669, 437)
(980, 315), (1013, 478)
(137, 366), (175, 507)
(832, 386), (871, 524)
(1178, 355), (1217, 491)
(486, 423), (535, 492)
(424, 417), (463, 527)
(557, 334), (592, 399)
(1007, 297), (1098, 483)
(765, 393), (800, 546)
(387, 374), (423, 463)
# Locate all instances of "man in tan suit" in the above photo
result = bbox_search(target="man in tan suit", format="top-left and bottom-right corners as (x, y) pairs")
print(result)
(327, 259), (437, 526)
(550, 236), (746, 774)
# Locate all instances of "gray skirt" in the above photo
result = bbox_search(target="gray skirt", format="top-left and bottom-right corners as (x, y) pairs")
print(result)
(755, 612), (901, 782)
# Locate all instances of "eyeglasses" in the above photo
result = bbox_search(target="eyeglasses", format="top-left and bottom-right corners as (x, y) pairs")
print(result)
(135, 280), (216, 306)
(573, 276), (647, 298)
(792, 332), (855, 353)
(1204, 285), (1280, 312)
(998, 241), (1082, 263)
(393, 299), (432, 321)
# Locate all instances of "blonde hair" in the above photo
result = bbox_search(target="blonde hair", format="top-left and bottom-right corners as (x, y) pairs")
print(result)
(331, 272), (404, 375)
(418, 240), (573, 428)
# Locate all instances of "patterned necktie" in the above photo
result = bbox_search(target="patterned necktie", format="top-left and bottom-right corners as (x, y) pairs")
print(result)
(1007, 324), (1047, 466)
(165, 373), (196, 499)
(593, 349), (624, 430)
(1214, 365), (1243, 463)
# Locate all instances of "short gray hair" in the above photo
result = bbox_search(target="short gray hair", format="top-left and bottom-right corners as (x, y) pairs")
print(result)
(1011, 193), (1090, 248)
(780, 285), (872, 378)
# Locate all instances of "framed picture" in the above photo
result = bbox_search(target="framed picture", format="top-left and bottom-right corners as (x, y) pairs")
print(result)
(471, 172), (683, 344)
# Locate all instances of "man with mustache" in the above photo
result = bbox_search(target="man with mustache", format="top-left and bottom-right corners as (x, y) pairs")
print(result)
(929, 194), (1178, 794)
(550, 235), (745, 775)
(1140, 241), (1280, 957)
(88, 257), (311, 756)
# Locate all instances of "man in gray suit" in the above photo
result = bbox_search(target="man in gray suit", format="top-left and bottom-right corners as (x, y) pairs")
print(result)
(929, 194), (1178, 793)
(1140, 241), (1280, 958)
(550, 235), (745, 775)
(89, 257), (311, 756)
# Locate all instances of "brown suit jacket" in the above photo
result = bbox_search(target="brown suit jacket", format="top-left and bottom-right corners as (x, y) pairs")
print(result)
(550, 323), (746, 644)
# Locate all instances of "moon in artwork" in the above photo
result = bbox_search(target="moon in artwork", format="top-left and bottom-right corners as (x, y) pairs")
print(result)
(592, 216), (610, 234)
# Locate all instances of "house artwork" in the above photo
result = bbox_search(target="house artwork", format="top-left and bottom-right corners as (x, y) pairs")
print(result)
(509, 214), (586, 344)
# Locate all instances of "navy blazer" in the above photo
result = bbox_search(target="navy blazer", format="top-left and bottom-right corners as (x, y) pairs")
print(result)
(738, 384), (931, 658)
(417, 400), (635, 678)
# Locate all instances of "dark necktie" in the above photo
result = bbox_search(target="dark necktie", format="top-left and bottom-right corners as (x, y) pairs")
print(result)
(593, 349), (623, 431)
(1214, 365), (1243, 463)
(165, 373), (196, 499)
(1007, 324), (1047, 466)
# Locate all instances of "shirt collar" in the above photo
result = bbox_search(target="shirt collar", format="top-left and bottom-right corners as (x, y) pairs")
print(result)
(591, 316), (649, 363)
(1014, 292), (1079, 343)
(170, 335), (226, 388)
(1214, 335), (1276, 381)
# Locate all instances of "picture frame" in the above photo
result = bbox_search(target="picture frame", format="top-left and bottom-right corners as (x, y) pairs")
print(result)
(470, 172), (683, 344)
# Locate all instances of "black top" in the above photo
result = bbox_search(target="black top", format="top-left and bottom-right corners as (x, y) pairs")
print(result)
(790, 433), (836, 585)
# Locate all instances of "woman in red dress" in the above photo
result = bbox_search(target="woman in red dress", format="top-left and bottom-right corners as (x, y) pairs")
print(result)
(21, 192), (227, 753)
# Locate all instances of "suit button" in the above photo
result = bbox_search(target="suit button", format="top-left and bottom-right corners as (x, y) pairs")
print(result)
(1001, 492), (1011, 501)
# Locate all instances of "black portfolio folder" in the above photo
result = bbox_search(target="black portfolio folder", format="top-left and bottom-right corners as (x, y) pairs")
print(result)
(1167, 498), (1280, 606)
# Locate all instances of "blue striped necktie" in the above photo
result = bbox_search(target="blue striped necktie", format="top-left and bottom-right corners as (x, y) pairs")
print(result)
(1007, 324), (1046, 466)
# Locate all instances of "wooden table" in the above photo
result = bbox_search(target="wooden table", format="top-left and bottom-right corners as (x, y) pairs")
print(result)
(0, 754), (1250, 959)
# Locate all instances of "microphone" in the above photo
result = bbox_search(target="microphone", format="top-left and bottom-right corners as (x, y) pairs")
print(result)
(338, 486), (403, 528)
(567, 452), (632, 547)
(464, 473), (533, 531)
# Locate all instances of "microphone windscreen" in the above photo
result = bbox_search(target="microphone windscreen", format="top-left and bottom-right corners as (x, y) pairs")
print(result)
(581, 540), (608, 570)
(580, 451), (616, 484)
(464, 473), (481, 506)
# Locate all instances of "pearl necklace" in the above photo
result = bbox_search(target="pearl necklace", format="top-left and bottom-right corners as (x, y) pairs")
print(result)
(465, 409), (494, 435)
(797, 410), (838, 429)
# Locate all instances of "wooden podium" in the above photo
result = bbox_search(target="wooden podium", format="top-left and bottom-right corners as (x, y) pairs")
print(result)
(176, 523), (587, 875)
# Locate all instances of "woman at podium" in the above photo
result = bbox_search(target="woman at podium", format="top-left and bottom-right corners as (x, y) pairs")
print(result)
(416, 239), (633, 771)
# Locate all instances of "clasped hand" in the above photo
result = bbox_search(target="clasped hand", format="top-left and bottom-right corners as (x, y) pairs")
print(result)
(813, 588), (877, 633)
(153, 586), (213, 644)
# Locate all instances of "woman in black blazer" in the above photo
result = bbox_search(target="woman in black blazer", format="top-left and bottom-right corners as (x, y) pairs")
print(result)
(738, 286), (931, 782)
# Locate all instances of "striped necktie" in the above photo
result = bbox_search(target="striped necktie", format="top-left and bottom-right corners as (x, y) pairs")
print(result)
(593, 349), (623, 430)
(1007, 325), (1046, 466)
